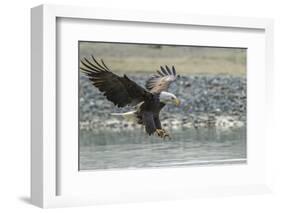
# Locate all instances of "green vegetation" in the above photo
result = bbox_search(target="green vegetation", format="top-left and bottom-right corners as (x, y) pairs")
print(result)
(79, 42), (246, 76)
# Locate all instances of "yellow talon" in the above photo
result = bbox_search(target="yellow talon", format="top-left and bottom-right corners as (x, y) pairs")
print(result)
(155, 129), (171, 140)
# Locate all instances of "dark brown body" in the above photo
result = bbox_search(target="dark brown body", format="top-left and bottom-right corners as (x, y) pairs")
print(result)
(136, 94), (166, 135)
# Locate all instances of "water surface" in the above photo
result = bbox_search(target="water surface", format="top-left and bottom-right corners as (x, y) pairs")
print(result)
(79, 127), (246, 170)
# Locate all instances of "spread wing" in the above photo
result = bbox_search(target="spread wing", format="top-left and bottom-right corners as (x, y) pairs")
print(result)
(80, 55), (151, 107)
(145, 65), (178, 93)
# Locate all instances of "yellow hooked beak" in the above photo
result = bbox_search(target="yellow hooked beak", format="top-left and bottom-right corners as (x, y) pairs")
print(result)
(174, 98), (181, 106)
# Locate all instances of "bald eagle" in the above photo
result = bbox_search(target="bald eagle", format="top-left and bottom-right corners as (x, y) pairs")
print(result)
(80, 56), (180, 139)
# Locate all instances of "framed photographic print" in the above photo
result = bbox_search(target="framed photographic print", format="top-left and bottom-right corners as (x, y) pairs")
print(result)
(31, 4), (274, 208)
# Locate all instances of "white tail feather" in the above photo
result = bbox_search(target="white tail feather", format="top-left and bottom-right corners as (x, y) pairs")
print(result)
(111, 111), (137, 122)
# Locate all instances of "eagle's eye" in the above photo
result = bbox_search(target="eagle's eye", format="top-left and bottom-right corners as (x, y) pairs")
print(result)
(171, 97), (175, 100)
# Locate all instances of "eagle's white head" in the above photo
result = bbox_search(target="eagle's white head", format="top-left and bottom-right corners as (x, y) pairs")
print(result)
(159, 91), (180, 106)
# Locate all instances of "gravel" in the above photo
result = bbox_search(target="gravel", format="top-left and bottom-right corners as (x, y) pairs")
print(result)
(79, 74), (246, 131)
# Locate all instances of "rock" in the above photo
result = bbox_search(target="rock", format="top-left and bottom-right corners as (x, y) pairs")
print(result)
(79, 74), (246, 131)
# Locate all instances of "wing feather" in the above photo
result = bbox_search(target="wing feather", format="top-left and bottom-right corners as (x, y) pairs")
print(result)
(165, 65), (171, 74)
(160, 66), (168, 75)
(157, 70), (164, 76)
(81, 56), (151, 107)
(145, 65), (178, 93)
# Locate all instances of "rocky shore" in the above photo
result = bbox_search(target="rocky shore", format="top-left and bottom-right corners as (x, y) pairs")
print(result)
(79, 74), (246, 131)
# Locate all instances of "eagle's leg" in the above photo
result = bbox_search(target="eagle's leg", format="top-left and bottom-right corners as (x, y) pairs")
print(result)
(154, 115), (171, 139)
(155, 129), (171, 140)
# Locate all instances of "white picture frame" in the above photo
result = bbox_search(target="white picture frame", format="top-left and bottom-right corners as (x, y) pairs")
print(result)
(31, 4), (274, 208)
